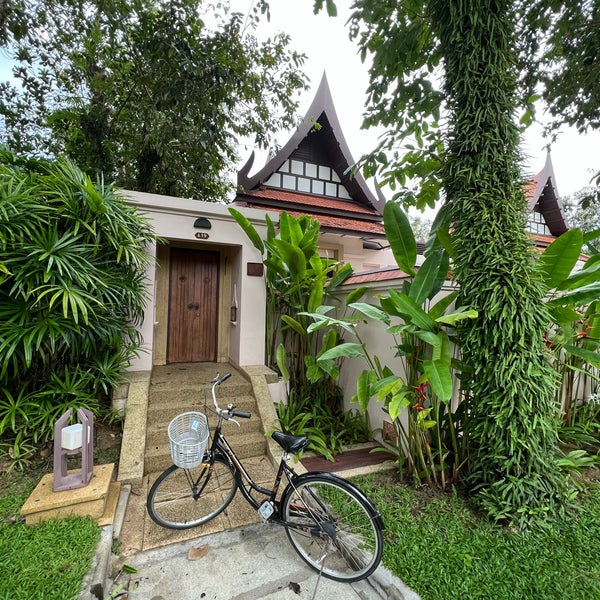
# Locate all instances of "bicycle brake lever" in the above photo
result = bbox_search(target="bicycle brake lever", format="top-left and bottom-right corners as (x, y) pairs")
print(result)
(229, 418), (241, 428)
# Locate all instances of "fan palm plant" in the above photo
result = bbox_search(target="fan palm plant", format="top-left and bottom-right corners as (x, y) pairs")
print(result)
(0, 150), (155, 465)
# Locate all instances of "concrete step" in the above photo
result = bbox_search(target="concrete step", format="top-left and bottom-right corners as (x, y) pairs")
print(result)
(146, 394), (258, 423)
(145, 415), (264, 451)
(148, 365), (251, 396)
(144, 430), (268, 474)
(142, 362), (272, 477)
(147, 381), (253, 403)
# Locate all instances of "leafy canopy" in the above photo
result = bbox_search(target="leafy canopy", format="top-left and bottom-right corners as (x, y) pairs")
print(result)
(0, 0), (308, 200)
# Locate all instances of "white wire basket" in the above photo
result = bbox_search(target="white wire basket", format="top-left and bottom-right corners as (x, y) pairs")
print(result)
(168, 412), (209, 469)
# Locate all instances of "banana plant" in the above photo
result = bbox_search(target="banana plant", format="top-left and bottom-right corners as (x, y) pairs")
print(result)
(305, 201), (476, 487)
(536, 227), (600, 427)
(229, 208), (364, 460)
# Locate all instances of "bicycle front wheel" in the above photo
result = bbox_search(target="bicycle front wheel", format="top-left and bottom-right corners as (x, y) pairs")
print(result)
(281, 474), (384, 582)
(147, 454), (237, 529)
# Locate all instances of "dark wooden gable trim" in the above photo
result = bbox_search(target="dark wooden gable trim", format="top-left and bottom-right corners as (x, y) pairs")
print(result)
(527, 153), (569, 237)
(237, 73), (385, 215)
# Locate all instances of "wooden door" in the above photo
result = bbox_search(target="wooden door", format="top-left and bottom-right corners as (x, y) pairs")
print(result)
(167, 249), (219, 363)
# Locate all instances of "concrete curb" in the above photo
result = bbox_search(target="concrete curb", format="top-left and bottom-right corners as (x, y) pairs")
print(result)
(369, 564), (421, 600)
(78, 525), (114, 600)
(77, 484), (131, 600)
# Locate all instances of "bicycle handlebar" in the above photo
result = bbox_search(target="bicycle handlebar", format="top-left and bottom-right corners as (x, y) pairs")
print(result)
(232, 410), (251, 419)
(211, 372), (251, 421)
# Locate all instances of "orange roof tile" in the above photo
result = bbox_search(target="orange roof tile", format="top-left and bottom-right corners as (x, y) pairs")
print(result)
(236, 202), (386, 236)
(241, 188), (381, 217)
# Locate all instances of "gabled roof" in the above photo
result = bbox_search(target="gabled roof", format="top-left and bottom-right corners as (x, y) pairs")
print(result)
(525, 153), (569, 239)
(235, 73), (386, 239)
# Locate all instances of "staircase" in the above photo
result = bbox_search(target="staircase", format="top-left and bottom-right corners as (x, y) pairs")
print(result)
(143, 363), (269, 476)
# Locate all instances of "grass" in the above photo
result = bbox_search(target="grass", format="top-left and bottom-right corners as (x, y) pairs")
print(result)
(0, 467), (101, 600)
(355, 471), (600, 600)
(0, 422), (121, 600)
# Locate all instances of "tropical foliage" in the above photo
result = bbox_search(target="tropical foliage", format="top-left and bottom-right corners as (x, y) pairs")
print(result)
(229, 208), (370, 459)
(305, 202), (476, 486)
(537, 228), (600, 459)
(0, 0), (308, 200)
(332, 0), (576, 528)
(0, 150), (155, 465)
(520, 1), (600, 138)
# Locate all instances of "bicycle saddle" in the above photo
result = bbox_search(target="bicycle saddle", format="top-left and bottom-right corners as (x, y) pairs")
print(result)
(271, 431), (310, 454)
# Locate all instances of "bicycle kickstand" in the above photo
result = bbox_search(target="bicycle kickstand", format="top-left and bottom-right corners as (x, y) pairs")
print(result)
(310, 541), (331, 600)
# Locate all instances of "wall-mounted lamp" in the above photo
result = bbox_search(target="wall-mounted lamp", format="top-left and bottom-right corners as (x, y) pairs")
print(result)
(230, 283), (238, 323)
(193, 217), (212, 229)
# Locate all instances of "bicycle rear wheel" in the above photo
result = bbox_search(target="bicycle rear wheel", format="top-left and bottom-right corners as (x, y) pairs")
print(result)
(147, 454), (237, 529)
(281, 473), (384, 582)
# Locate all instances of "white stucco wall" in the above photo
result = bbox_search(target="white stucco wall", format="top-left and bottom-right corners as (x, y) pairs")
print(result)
(120, 190), (269, 369)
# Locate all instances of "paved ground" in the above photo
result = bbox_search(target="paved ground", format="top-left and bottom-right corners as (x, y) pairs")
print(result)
(80, 472), (421, 600)
(115, 522), (420, 600)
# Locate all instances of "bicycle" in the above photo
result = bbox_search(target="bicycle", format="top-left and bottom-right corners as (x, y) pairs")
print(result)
(146, 372), (385, 583)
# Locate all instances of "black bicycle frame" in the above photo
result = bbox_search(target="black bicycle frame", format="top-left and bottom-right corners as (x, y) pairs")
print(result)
(189, 419), (324, 535)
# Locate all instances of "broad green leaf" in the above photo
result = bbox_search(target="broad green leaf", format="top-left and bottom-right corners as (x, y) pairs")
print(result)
(317, 342), (364, 362)
(228, 207), (264, 254)
(428, 290), (459, 320)
(435, 227), (454, 258)
(557, 261), (600, 291)
(409, 251), (442, 305)
(548, 305), (585, 325)
(372, 375), (404, 401)
(414, 330), (442, 347)
(271, 239), (306, 278)
(388, 289), (435, 331)
(563, 345), (600, 369)
(537, 228), (583, 290)
(307, 278), (324, 312)
(388, 391), (410, 420)
(583, 228), (600, 245)
(346, 286), (367, 304)
(327, 262), (354, 291)
(435, 307), (478, 326)
(321, 329), (337, 351)
(432, 330), (452, 364)
(383, 201), (416, 276)
(349, 302), (391, 325)
(423, 359), (452, 402)
(315, 359), (339, 380)
(281, 315), (306, 336)
(276, 344), (289, 382)
(355, 369), (375, 411)
(547, 282), (600, 309)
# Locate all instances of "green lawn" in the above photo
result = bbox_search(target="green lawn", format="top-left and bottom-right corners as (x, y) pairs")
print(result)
(2, 456), (599, 599)
(355, 472), (600, 600)
(0, 436), (122, 600)
(0, 471), (100, 600)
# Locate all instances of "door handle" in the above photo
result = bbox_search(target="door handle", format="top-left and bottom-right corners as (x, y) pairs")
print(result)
(187, 303), (200, 310)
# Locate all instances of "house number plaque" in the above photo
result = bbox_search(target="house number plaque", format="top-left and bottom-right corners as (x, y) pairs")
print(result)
(195, 232), (209, 240)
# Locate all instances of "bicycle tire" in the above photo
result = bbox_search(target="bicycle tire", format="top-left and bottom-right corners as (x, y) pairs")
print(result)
(280, 473), (384, 582)
(147, 454), (237, 529)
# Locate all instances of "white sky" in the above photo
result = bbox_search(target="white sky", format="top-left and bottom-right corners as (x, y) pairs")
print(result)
(1, 1), (597, 200)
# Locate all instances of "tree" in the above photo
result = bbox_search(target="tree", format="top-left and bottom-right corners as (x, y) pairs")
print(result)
(563, 186), (600, 248)
(519, 1), (600, 194)
(520, 1), (600, 137)
(330, 0), (574, 528)
(0, 0), (308, 200)
(0, 149), (155, 463)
